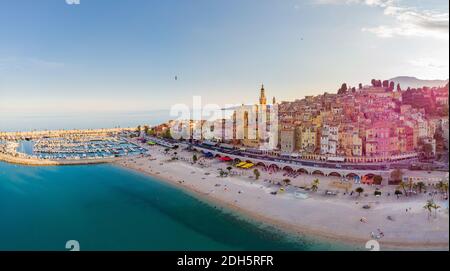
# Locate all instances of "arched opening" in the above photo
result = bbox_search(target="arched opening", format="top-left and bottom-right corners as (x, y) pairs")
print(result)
(283, 166), (293, 172)
(362, 174), (375, 185)
(297, 168), (308, 174)
(268, 164), (280, 170)
(328, 172), (341, 177)
(346, 173), (358, 179)
(373, 175), (383, 185)
(312, 170), (325, 176)
(256, 162), (266, 167)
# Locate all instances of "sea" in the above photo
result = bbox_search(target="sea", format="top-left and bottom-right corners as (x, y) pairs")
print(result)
(0, 111), (356, 251)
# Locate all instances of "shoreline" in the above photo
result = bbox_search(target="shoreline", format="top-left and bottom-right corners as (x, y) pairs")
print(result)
(1, 144), (448, 251)
(112, 141), (449, 251)
(114, 159), (449, 251)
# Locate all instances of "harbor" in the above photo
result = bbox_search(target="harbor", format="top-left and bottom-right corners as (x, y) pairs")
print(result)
(0, 128), (147, 165)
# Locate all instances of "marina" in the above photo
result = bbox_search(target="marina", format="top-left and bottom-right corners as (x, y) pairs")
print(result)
(0, 130), (148, 165)
(30, 137), (147, 160)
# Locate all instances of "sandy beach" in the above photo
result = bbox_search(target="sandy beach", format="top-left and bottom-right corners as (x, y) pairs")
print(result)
(115, 141), (449, 251)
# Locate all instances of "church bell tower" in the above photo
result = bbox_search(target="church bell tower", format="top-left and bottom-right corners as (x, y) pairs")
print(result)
(259, 84), (267, 105)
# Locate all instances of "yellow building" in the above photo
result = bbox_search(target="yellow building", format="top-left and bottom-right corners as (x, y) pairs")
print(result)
(297, 123), (318, 153)
(311, 114), (322, 127)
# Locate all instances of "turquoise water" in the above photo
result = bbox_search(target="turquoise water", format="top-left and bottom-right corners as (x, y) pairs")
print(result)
(0, 162), (353, 251)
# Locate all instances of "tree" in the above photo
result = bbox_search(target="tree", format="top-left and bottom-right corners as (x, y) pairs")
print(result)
(253, 169), (260, 180)
(436, 181), (449, 198)
(423, 200), (434, 220)
(136, 125), (141, 133)
(311, 179), (320, 192)
(351, 87), (356, 93)
(143, 125), (149, 135)
(394, 189), (403, 199)
(218, 168), (227, 177)
(415, 181), (426, 193)
(396, 83), (401, 92)
(227, 166), (233, 173)
(355, 187), (364, 196)
(358, 83), (363, 90)
(382, 80), (389, 88)
(388, 81), (395, 91)
(283, 179), (291, 186)
(374, 189), (382, 196)
(398, 181), (408, 196)
(338, 83), (348, 94)
(162, 129), (172, 139)
(443, 182), (449, 199)
(192, 154), (198, 163)
(432, 202), (441, 218)
(164, 148), (170, 154)
(147, 128), (156, 136)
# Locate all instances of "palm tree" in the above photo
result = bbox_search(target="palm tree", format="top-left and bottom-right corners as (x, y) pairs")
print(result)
(355, 187), (364, 197)
(408, 179), (414, 194)
(423, 200), (434, 220)
(218, 168), (227, 177)
(437, 181), (449, 199)
(394, 189), (403, 199)
(143, 125), (149, 135)
(253, 169), (260, 180)
(398, 181), (408, 196)
(443, 182), (449, 199)
(432, 202), (441, 218)
(311, 179), (320, 192)
(283, 179), (291, 186)
(415, 182), (426, 194)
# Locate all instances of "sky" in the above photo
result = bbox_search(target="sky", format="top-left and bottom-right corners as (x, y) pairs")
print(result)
(0, 0), (448, 113)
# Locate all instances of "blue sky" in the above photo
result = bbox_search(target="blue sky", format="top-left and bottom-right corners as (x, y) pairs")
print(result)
(0, 0), (448, 113)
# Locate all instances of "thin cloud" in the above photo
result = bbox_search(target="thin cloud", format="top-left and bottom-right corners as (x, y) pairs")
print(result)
(409, 58), (447, 69)
(0, 57), (65, 71)
(314, 0), (449, 40)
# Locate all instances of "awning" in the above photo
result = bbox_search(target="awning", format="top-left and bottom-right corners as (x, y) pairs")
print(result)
(219, 156), (232, 161)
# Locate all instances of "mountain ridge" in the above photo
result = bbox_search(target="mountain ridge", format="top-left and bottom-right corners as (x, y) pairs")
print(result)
(389, 76), (448, 89)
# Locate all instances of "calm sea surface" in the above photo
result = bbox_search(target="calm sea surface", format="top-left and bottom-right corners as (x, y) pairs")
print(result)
(0, 110), (171, 132)
(0, 162), (355, 251)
